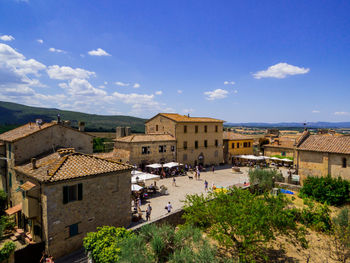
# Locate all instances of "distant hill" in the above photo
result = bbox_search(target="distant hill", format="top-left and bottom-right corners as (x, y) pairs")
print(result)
(0, 101), (146, 133)
(225, 122), (350, 129)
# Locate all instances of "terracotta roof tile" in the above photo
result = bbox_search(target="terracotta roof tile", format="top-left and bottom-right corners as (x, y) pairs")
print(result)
(223, 132), (254, 141)
(297, 135), (350, 154)
(148, 113), (224, 123)
(0, 122), (56, 142)
(19, 181), (36, 191)
(115, 134), (175, 143)
(15, 150), (132, 182)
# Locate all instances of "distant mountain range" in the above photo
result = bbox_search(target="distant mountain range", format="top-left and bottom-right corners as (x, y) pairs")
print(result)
(225, 122), (350, 129)
(0, 101), (146, 133)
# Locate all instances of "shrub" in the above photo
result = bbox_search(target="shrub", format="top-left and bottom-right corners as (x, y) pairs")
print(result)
(249, 168), (284, 192)
(83, 226), (133, 263)
(0, 241), (15, 262)
(330, 208), (350, 262)
(0, 190), (7, 215)
(300, 175), (350, 206)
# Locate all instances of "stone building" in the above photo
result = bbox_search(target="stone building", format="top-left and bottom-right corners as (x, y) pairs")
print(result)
(0, 122), (132, 259)
(111, 134), (176, 167)
(145, 113), (224, 166)
(223, 132), (254, 163)
(296, 132), (350, 182)
(262, 137), (296, 159)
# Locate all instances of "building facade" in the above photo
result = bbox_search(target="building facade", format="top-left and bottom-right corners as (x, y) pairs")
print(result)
(145, 113), (224, 166)
(296, 132), (350, 183)
(262, 138), (296, 159)
(223, 132), (254, 163)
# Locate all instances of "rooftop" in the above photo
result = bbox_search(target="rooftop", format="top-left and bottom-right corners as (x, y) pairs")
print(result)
(223, 131), (254, 141)
(115, 134), (175, 143)
(15, 150), (132, 182)
(147, 113), (224, 123)
(0, 122), (56, 142)
(263, 138), (296, 149)
(297, 134), (350, 154)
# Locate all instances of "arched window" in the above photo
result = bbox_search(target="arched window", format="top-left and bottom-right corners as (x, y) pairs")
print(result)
(342, 158), (347, 168)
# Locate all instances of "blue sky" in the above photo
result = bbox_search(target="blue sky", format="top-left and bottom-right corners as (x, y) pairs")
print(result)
(1, 0), (350, 123)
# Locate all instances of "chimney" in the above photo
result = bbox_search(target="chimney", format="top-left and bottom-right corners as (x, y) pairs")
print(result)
(125, 127), (131, 136)
(78, 121), (85, 132)
(116, 127), (128, 139)
(57, 113), (61, 123)
(31, 158), (37, 169)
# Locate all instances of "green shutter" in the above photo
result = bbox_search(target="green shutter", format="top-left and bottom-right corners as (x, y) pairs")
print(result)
(63, 186), (69, 204)
(78, 183), (83, 200)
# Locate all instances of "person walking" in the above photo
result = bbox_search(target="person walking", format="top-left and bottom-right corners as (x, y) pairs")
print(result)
(212, 165), (215, 173)
(146, 204), (152, 221)
(172, 177), (176, 186)
(166, 202), (173, 213)
(204, 180), (208, 192)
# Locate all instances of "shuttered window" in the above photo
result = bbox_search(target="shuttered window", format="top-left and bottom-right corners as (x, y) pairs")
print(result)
(63, 184), (83, 204)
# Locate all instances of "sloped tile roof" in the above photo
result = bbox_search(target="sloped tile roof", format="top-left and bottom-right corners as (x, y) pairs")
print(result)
(297, 135), (350, 154)
(15, 151), (132, 182)
(0, 122), (56, 142)
(223, 131), (254, 141)
(263, 139), (295, 149)
(147, 113), (224, 123)
(115, 134), (175, 143)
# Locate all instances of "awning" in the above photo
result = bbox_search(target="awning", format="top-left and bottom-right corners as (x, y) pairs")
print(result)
(131, 170), (143, 176)
(146, 163), (162, 169)
(131, 173), (160, 184)
(19, 181), (36, 191)
(5, 203), (22, 215)
(131, 184), (143, 191)
(163, 162), (182, 168)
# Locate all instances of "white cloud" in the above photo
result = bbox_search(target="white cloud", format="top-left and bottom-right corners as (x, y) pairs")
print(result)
(115, 81), (130, 87)
(0, 35), (15, 41)
(104, 81), (108, 85)
(233, 90), (238, 94)
(204, 89), (228, 100)
(59, 78), (106, 97)
(253, 63), (310, 79)
(47, 65), (95, 80)
(224, 81), (235, 85)
(155, 90), (162, 95)
(37, 39), (43, 44)
(177, 90), (183, 94)
(88, 48), (110, 56)
(312, 110), (320, 113)
(334, 112), (350, 116)
(49, 47), (66, 53)
(133, 83), (140, 88)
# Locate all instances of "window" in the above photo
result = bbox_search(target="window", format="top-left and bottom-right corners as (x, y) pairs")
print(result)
(195, 141), (198, 149)
(142, 146), (150, 155)
(183, 141), (187, 150)
(215, 125), (218, 132)
(204, 140), (208, 148)
(63, 184), (83, 204)
(215, 140), (218, 147)
(69, 223), (79, 237)
(248, 142), (251, 147)
(156, 125), (158, 132)
(184, 125), (187, 133)
(183, 154), (188, 161)
(231, 143), (235, 148)
(244, 142), (248, 148)
(195, 126), (198, 133)
(281, 152), (286, 156)
(171, 145), (175, 152)
(204, 125), (207, 133)
(343, 158), (347, 168)
(8, 144), (11, 159)
(214, 150), (218, 157)
(159, 145), (167, 153)
(236, 143), (240, 149)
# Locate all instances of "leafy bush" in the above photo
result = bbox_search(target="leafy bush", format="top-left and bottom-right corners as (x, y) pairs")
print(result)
(0, 241), (15, 262)
(0, 216), (15, 238)
(0, 190), (7, 215)
(183, 188), (307, 261)
(249, 168), (284, 192)
(296, 199), (331, 232)
(300, 175), (350, 206)
(83, 226), (133, 263)
(330, 208), (350, 262)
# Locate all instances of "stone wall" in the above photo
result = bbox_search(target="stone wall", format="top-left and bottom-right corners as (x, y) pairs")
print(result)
(43, 171), (131, 259)
(264, 146), (295, 159)
(145, 115), (176, 136)
(13, 125), (93, 165)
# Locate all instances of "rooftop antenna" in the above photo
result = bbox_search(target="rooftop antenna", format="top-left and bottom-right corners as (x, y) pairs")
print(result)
(303, 121), (307, 131)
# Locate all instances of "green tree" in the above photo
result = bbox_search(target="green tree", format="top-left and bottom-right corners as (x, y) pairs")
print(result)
(0, 241), (15, 262)
(183, 188), (307, 261)
(330, 208), (350, 262)
(249, 168), (284, 192)
(83, 226), (133, 263)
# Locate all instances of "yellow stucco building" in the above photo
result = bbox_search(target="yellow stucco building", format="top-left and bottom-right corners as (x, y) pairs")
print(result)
(223, 132), (254, 163)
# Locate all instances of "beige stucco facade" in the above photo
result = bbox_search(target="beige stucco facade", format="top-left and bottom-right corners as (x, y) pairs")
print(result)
(146, 114), (224, 166)
(297, 150), (350, 183)
(263, 145), (295, 159)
